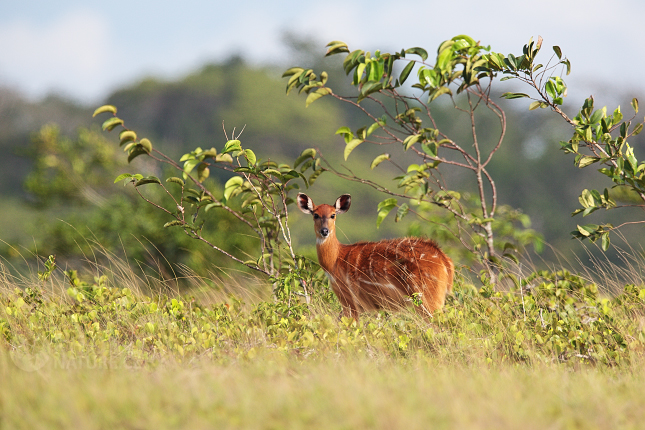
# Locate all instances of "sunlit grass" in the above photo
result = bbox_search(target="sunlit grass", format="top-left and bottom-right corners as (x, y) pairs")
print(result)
(2, 352), (645, 430)
(1, 250), (645, 429)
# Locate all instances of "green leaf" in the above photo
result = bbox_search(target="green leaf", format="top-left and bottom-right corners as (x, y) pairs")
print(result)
(403, 134), (422, 150)
(429, 86), (452, 102)
(545, 80), (556, 99)
(359, 81), (383, 99)
(370, 153), (390, 169)
(114, 173), (134, 183)
(139, 138), (152, 153)
(293, 148), (317, 169)
(395, 203), (409, 222)
(589, 109), (604, 125)
(166, 177), (185, 186)
(134, 176), (161, 187)
(215, 153), (233, 163)
(281, 169), (305, 182)
(405, 47), (428, 61)
(262, 168), (283, 179)
(102, 117), (124, 132)
(183, 158), (200, 174)
(222, 139), (242, 154)
(343, 50), (363, 75)
(202, 148), (217, 158)
(366, 121), (383, 136)
(344, 138), (363, 161)
(308, 169), (323, 186)
(399, 61), (415, 85)
(325, 41), (349, 56)
(574, 224), (603, 240)
(601, 232), (610, 251)
(127, 147), (148, 163)
(305, 87), (332, 107)
(204, 202), (222, 212)
(244, 149), (256, 166)
(92, 105), (117, 117)
(422, 142), (439, 158)
(119, 130), (137, 146)
(501, 92), (530, 100)
(553, 46), (562, 59)
(577, 156), (599, 168)
(376, 198), (397, 228)
(223, 176), (244, 201)
(197, 164), (210, 182)
(610, 106), (623, 125)
(561, 58), (571, 75)
(631, 98), (639, 114)
(529, 101), (541, 111)
(282, 67), (304, 78)
(285, 70), (305, 94)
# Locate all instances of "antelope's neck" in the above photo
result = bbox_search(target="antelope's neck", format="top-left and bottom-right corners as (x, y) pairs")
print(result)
(316, 234), (342, 273)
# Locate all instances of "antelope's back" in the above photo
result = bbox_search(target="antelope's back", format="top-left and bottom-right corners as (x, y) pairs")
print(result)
(337, 237), (453, 311)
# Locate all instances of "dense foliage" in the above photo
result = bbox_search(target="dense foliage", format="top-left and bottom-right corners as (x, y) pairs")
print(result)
(3, 262), (644, 369)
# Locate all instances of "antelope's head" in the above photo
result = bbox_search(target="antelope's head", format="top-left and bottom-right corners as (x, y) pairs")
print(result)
(297, 193), (351, 242)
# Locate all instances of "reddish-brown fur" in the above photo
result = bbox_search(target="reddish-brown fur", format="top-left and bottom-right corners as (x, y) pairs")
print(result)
(298, 193), (454, 319)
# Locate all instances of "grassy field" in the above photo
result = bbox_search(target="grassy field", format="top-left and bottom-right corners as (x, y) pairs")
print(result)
(4, 354), (645, 429)
(1, 254), (645, 429)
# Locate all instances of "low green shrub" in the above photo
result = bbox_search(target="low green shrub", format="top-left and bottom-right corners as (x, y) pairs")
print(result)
(2, 264), (643, 370)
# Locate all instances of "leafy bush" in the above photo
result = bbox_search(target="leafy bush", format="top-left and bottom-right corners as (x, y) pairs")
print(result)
(488, 37), (645, 249)
(2, 260), (644, 368)
(22, 124), (252, 276)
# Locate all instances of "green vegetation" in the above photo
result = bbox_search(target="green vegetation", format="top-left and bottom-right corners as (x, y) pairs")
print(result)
(488, 37), (645, 249)
(1, 34), (645, 429)
(284, 36), (645, 275)
(2, 255), (645, 428)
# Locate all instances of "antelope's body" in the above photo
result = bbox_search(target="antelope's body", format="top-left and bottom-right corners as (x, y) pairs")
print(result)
(298, 193), (454, 319)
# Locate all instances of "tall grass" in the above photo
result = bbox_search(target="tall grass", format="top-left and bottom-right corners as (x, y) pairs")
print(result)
(1, 249), (645, 428)
(2, 352), (645, 429)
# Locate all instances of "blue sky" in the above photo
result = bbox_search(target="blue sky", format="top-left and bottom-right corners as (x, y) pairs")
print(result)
(1, 0), (644, 104)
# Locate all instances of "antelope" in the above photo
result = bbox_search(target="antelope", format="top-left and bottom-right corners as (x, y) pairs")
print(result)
(297, 193), (454, 319)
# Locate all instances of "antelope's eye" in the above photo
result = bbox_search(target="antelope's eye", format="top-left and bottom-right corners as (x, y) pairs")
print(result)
(330, 214), (335, 219)
(313, 213), (320, 219)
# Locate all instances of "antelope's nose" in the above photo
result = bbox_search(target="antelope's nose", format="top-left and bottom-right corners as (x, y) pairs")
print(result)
(320, 228), (329, 237)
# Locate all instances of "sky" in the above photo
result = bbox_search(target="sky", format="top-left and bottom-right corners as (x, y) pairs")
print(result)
(1, 0), (644, 105)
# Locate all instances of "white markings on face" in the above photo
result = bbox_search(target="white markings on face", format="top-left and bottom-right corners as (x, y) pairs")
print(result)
(317, 236), (329, 245)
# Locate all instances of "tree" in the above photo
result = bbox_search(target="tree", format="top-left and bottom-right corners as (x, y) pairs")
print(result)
(283, 36), (542, 281)
(93, 104), (327, 303)
(487, 36), (645, 250)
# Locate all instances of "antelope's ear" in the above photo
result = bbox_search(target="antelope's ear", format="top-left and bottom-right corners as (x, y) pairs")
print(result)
(297, 193), (314, 214)
(335, 194), (351, 214)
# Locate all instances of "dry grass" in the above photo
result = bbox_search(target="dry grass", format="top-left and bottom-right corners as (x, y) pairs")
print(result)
(2, 352), (645, 430)
(2, 248), (645, 429)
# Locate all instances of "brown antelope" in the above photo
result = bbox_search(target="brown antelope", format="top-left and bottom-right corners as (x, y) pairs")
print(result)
(297, 193), (454, 319)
